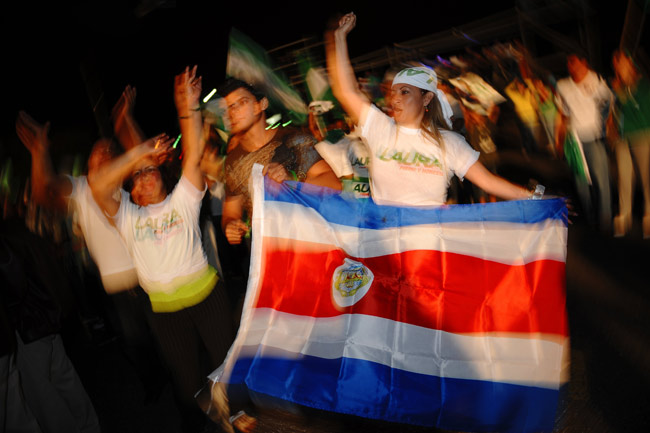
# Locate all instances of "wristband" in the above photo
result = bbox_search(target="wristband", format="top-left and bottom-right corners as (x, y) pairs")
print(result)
(229, 410), (247, 424)
(178, 107), (201, 119)
(529, 184), (545, 200)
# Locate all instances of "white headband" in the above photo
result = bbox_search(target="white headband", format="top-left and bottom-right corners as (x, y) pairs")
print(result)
(392, 66), (453, 128)
(392, 66), (438, 92)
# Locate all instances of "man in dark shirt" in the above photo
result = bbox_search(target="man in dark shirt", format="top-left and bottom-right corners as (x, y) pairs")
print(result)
(218, 78), (341, 245)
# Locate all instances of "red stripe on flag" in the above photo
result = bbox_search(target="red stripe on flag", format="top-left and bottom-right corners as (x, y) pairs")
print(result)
(255, 239), (567, 336)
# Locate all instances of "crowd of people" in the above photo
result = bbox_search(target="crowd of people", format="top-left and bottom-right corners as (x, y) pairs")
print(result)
(1, 10), (649, 433)
(303, 16), (649, 239)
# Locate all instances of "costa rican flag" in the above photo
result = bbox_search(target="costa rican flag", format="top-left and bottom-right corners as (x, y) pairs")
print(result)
(209, 164), (569, 433)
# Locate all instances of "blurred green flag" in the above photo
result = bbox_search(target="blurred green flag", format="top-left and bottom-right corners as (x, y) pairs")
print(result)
(227, 28), (308, 125)
(563, 130), (592, 184)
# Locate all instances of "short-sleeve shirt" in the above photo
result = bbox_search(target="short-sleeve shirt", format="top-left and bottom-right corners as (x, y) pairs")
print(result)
(617, 77), (650, 137)
(114, 175), (207, 293)
(315, 132), (371, 199)
(66, 176), (135, 278)
(360, 104), (479, 207)
(555, 70), (613, 142)
(224, 127), (322, 217)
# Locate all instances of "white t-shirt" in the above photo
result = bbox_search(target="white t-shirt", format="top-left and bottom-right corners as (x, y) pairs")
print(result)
(360, 104), (479, 207)
(315, 131), (371, 198)
(67, 176), (136, 284)
(555, 71), (613, 142)
(115, 175), (208, 293)
(314, 132), (369, 178)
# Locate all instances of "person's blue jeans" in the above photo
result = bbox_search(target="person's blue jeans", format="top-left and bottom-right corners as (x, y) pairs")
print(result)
(575, 138), (611, 230)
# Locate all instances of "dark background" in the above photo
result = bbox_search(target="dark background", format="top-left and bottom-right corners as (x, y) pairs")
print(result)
(0, 1), (633, 175)
(3, 3), (650, 433)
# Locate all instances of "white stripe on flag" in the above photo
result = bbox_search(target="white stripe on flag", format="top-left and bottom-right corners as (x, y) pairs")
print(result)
(264, 201), (568, 264)
(238, 308), (567, 389)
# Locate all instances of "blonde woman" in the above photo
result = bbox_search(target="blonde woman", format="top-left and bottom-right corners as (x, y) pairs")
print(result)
(327, 13), (537, 206)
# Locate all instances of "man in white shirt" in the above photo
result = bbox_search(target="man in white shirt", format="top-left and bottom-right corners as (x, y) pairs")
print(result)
(555, 54), (614, 231)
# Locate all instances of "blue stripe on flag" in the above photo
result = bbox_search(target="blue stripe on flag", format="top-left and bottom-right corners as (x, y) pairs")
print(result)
(263, 177), (568, 228)
(229, 354), (559, 433)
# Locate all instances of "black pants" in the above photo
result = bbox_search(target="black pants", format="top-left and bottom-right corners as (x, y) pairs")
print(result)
(109, 287), (168, 398)
(149, 280), (234, 432)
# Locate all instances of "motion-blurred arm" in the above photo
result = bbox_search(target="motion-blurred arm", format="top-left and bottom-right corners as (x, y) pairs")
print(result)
(112, 85), (146, 150)
(304, 160), (342, 190)
(174, 65), (205, 191)
(221, 194), (248, 245)
(325, 12), (371, 126)
(15, 111), (71, 213)
(464, 161), (531, 201)
(88, 135), (172, 217)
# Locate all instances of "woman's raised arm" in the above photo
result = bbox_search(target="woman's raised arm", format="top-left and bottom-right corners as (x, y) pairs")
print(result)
(325, 13), (371, 126)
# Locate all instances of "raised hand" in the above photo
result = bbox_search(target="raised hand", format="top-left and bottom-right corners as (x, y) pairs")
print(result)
(143, 133), (175, 165)
(174, 65), (202, 114)
(112, 85), (137, 125)
(336, 12), (356, 38)
(16, 111), (51, 155)
(174, 65), (206, 189)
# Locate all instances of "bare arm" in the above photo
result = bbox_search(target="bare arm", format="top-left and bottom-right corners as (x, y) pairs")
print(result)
(112, 85), (146, 150)
(15, 111), (71, 213)
(304, 160), (342, 190)
(88, 135), (172, 217)
(263, 159), (342, 191)
(325, 12), (371, 126)
(221, 194), (249, 245)
(464, 161), (531, 201)
(174, 65), (205, 191)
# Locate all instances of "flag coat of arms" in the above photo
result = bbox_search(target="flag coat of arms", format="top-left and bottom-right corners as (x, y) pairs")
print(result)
(210, 164), (569, 433)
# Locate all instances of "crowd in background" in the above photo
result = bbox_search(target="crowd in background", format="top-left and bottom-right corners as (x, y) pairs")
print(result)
(354, 41), (649, 238)
(1, 13), (649, 432)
